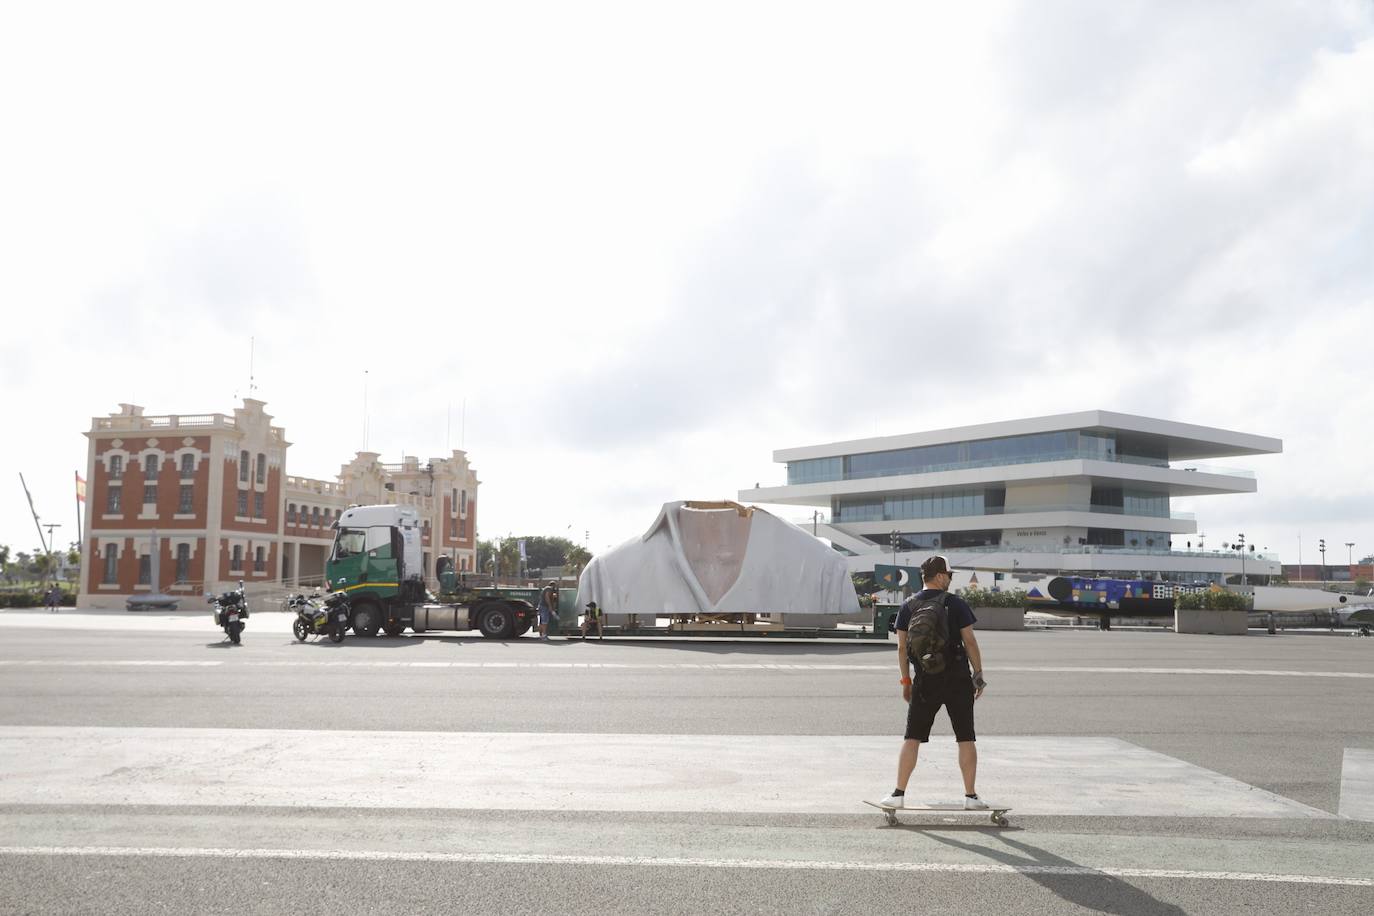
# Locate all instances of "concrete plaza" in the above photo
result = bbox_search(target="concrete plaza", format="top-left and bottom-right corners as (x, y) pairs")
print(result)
(0, 609), (1371, 914)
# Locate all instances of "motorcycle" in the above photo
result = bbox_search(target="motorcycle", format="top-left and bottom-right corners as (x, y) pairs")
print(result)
(289, 590), (350, 644)
(208, 581), (249, 644)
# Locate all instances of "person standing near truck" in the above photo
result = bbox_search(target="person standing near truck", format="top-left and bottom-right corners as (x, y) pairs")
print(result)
(537, 581), (558, 641)
(880, 555), (989, 810)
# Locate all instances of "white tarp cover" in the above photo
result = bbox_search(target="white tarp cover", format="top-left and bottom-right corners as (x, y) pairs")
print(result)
(576, 501), (861, 616)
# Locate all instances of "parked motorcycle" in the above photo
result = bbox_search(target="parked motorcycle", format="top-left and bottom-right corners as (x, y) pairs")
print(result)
(289, 590), (350, 644)
(208, 581), (249, 644)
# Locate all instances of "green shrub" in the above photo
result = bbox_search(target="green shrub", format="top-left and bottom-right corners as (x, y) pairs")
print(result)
(0, 588), (75, 608)
(1176, 589), (1248, 611)
(959, 586), (1029, 608)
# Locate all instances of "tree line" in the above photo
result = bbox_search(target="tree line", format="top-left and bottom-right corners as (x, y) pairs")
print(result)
(475, 535), (591, 580)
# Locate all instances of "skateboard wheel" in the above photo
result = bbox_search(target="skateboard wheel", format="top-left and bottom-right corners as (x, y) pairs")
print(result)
(884, 811), (898, 827)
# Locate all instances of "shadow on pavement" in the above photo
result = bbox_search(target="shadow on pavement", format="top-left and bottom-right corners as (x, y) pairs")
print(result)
(924, 830), (1187, 915)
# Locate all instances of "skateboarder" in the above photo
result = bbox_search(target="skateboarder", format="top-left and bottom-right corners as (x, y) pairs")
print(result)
(880, 555), (988, 810)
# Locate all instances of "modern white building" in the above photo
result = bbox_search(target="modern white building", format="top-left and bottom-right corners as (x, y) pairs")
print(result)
(738, 410), (1283, 583)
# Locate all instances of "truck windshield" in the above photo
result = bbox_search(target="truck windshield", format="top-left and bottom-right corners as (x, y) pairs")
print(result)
(333, 528), (366, 560)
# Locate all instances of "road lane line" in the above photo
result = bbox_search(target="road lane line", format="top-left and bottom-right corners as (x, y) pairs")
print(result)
(0, 845), (1368, 886)
(2, 659), (1373, 679)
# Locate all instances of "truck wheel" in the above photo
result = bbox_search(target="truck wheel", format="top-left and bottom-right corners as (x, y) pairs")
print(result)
(478, 604), (515, 639)
(352, 602), (381, 638)
(383, 622), (406, 637)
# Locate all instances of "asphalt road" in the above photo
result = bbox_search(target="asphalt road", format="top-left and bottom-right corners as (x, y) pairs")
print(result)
(1, 608), (1371, 914)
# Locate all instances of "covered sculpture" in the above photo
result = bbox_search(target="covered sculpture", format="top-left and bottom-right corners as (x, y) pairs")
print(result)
(576, 500), (861, 620)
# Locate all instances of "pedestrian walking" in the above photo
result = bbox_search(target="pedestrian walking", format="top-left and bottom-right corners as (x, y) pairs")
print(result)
(580, 600), (604, 640)
(880, 555), (989, 810)
(46, 586), (60, 613)
(537, 581), (558, 640)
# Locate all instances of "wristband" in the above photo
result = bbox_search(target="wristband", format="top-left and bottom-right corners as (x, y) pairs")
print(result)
(899, 677), (912, 686)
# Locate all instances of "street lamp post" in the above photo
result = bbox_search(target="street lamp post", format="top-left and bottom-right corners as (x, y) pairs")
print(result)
(1235, 533), (1246, 586)
(1319, 539), (1327, 584)
(888, 530), (900, 600)
(42, 523), (60, 592)
(1346, 542), (1355, 571)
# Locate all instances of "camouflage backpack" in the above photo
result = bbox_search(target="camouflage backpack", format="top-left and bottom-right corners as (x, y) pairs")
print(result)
(906, 591), (951, 676)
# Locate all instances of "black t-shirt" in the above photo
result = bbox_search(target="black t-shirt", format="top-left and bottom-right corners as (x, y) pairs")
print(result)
(895, 589), (977, 664)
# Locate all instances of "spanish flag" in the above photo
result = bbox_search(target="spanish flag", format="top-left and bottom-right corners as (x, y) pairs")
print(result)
(75, 472), (86, 503)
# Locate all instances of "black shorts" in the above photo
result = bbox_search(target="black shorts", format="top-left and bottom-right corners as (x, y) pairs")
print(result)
(904, 676), (976, 743)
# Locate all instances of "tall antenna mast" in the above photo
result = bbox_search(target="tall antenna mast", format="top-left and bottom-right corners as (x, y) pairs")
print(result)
(19, 473), (49, 555)
(249, 336), (256, 395)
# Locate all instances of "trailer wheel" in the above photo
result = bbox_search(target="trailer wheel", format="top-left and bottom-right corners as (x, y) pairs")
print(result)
(478, 604), (515, 639)
(352, 601), (381, 638)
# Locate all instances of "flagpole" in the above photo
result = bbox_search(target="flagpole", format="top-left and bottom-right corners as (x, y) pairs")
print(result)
(75, 471), (84, 581)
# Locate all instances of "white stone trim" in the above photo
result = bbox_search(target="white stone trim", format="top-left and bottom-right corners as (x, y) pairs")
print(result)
(167, 536), (200, 558)
(99, 448), (131, 476)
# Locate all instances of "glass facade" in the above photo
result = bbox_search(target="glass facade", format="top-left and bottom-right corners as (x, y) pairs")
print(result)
(835, 488), (995, 522)
(786, 429), (1170, 485)
(867, 529), (1002, 551)
(1090, 486), (1169, 518)
(836, 485), (1173, 523)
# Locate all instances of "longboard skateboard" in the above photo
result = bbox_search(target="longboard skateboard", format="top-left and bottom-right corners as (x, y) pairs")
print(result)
(864, 799), (1011, 827)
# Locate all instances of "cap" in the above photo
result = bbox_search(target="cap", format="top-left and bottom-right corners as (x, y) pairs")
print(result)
(921, 555), (952, 578)
(585, 601), (598, 609)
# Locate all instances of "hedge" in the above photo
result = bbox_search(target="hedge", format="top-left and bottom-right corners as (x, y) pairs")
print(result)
(0, 589), (77, 608)
(1175, 590), (1250, 611)
(959, 586), (1029, 608)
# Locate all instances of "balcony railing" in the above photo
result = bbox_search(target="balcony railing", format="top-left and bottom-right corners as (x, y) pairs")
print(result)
(284, 476), (344, 496)
(835, 504), (1196, 524)
(926, 544), (1282, 562)
(91, 413), (285, 443)
(784, 450), (1257, 486)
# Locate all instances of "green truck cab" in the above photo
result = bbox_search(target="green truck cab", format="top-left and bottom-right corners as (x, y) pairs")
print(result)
(326, 504), (561, 638)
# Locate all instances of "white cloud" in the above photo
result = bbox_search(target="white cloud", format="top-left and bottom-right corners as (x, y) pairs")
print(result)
(2, 1), (1372, 566)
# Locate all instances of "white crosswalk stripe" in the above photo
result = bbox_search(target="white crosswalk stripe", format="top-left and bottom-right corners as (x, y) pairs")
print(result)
(1339, 748), (1374, 821)
(0, 727), (1330, 818)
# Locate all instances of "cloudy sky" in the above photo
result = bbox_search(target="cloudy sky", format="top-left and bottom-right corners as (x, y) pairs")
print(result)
(2, 0), (1371, 566)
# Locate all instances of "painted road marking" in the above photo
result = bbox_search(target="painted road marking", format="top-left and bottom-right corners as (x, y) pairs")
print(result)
(1339, 748), (1374, 821)
(0, 727), (1329, 818)
(2, 659), (1373, 678)
(0, 845), (1367, 886)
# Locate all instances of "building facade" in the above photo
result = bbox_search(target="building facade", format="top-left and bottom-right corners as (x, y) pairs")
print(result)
(80, 400), (478, 607)
(739, 410), (1283, 583)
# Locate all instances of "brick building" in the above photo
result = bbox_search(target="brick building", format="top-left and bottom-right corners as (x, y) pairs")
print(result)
(79, 399), (479, 607)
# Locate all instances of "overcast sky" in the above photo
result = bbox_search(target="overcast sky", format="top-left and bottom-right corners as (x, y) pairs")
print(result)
(2, 1), (1371, 567)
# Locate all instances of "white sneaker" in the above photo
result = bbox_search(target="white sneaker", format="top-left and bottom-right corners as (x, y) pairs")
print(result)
(879, 793), (905, 808)
(963, 795), (989, 810)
